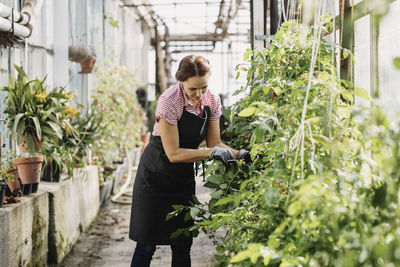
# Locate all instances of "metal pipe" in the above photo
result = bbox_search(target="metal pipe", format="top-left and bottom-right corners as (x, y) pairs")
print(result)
(270, 0), (279, 35)
(0, 3), (30, 25)
(0, 16), (31, 38)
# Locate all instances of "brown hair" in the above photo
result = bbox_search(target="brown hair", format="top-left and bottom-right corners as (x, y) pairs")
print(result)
(175, 55), (211, 81)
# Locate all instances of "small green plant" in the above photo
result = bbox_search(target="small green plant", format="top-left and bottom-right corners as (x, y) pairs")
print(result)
(0, 150), (17, 182)
(41, 111), (103, 181)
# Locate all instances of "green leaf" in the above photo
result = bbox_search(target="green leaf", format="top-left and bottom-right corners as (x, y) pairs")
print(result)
(262, 85), (270, 94)
(192, 195), (201, 205)
(210, 190), (224, 199)
(170, 228), (183, 239)
(343, 49), (349, 59)
(272, 86), (283, 95)
(235, 71), (240, 80)
(230, 250), (251, 263)
(265, 187), (279, 207)
(47, 121), (63, 139)
(184, 212), (192, 222)
(267, 237), (280, 249)
(172, 204), (184, 210)
(393, 57), (400, 70)
(12, 113), (25, 136)
(341, 79), (353, 89)
(166, 212), (175, 221)
(189, 207), (200, 218)
(207, 174), (224, 184)
(255, 122), (272, 143)
(214, 195), (235, 206)
(288, 201), (303, 216)
(243, 49), (252, 61)
(354, 87), (373, 101)
(341, 90), (354, 102)
(31, 116), (42, 139)
(238, 107), (257, 117)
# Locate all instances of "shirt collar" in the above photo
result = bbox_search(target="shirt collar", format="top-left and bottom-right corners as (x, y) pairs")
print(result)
(179, 83), (204, 109)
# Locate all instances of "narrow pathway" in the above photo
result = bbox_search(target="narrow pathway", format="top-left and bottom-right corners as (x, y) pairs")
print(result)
(60, 175), (216, 267)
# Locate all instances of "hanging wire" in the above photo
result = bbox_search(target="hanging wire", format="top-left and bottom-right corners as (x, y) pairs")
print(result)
(287, 0), (327, 204)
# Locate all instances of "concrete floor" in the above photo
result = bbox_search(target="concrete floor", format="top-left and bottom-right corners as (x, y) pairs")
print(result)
(60, 175), (217, 267)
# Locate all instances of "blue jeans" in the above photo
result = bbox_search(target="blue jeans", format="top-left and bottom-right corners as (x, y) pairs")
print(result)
(131, 243), (191, 267)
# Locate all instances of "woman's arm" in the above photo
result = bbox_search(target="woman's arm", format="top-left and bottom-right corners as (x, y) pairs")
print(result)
(159, 118), (213, 163)
(206, 119), (239, 158)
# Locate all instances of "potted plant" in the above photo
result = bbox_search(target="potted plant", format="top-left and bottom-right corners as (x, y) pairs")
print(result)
(1, 65), (77, 194)
(80, 56), (96, 73)
(1, 150), (21, 196)
(0, 159), (15, 207)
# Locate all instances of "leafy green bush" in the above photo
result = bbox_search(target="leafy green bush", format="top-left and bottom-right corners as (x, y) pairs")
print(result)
(91, 60), (146, 183)
(171, 21), (400, 266)
(1, 65), (76, 154)
(41, 111), (103, 181)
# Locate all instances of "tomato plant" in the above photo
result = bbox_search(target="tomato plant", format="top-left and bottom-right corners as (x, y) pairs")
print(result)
(171, 20), (400, 266)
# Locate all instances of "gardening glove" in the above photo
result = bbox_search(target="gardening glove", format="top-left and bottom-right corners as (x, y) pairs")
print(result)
(210, 147), (235, 166)
(237, 149), (252, 163)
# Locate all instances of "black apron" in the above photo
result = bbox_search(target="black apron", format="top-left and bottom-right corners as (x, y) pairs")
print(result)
(129, 106), (210, 245)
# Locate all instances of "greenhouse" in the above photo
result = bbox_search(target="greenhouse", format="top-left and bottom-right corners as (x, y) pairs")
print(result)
(0, 0), (400, 266)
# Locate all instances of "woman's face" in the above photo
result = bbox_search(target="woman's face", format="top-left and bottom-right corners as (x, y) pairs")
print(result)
(180, 74), (210, 106)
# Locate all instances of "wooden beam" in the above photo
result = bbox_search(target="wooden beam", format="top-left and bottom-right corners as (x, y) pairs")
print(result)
(352, 0), (396, 21)
(158, 34), (224, 42)
(340, 0), (354, 81)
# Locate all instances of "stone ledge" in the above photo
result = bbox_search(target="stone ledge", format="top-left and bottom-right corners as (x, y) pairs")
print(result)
(0, 165), (100, 267)
(0, 190), (49, 267)
(40, 165), (100, 265)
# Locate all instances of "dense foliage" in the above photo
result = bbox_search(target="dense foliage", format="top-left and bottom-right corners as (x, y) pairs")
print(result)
(91, 60), (146, 183)
(41, 111), (103, 181)
(172, 21), (400, 266)
(1, 66), (77, 154)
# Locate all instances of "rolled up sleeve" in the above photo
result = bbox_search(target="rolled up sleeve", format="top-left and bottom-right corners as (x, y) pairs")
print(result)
(209, 93), (222, 120)
(155, 95), (179, 125)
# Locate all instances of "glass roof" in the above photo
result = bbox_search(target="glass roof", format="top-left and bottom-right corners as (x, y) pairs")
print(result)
(147, 0), (251, 38)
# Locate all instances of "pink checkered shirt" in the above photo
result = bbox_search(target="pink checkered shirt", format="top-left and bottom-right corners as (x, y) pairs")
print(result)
(152, 83), (222, 136)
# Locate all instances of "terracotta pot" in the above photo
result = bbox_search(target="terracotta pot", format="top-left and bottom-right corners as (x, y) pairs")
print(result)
(14, 156), (43, 195)
(6, 167), (21, 194)
(19, 135), (44, 153)
(80, 56), (96, 73)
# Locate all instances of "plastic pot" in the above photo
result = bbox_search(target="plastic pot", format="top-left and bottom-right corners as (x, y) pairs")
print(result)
(0, 181), (6, 208)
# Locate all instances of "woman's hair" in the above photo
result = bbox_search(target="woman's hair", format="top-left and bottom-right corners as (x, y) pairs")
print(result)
(175, 55), (211, 81)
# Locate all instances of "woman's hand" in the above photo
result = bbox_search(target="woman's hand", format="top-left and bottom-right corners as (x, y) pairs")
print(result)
(237, 149), (251, 163)
(210, 147), (236, 165)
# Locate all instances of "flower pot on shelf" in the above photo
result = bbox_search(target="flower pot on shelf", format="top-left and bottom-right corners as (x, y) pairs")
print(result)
(6, 167), (21, 196)
(14, 156), (43, 195)
(0, 181), (6, 208)
(80, 56), (96, 73)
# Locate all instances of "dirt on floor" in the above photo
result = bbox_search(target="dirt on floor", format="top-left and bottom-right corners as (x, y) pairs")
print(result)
(60, 175), (217, 267)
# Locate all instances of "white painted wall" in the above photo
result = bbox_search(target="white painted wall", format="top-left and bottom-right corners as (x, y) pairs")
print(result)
(0, 0), (153, 149)
(377, 0), (400, 120)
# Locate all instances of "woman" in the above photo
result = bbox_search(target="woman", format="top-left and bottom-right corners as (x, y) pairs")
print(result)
(129, 55), (248, 267)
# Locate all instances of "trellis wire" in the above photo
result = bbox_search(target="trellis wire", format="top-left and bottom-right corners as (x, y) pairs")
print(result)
(287, 0), (327, 204)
